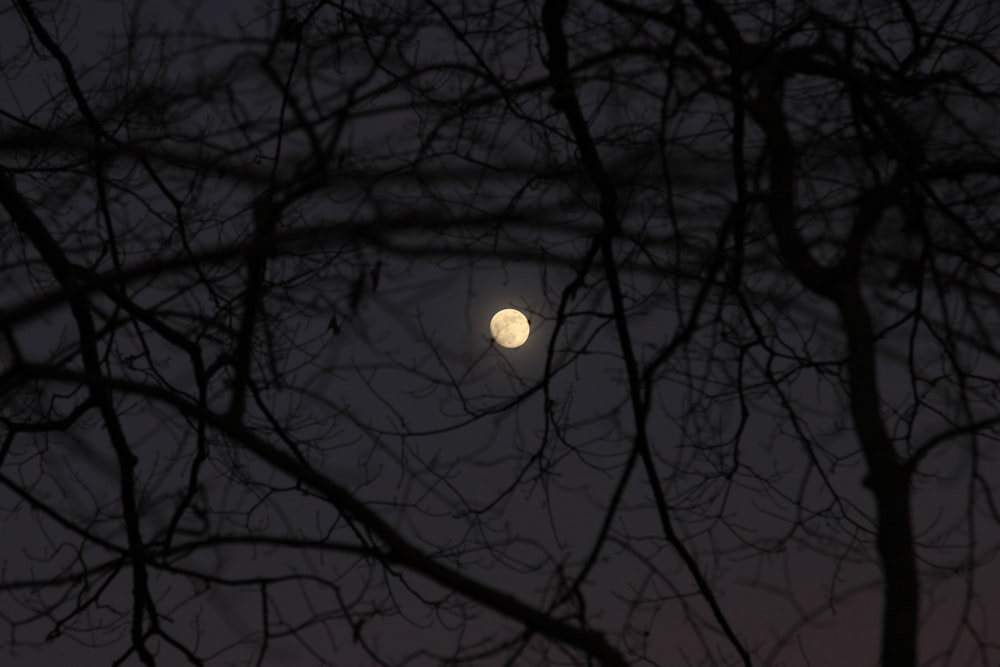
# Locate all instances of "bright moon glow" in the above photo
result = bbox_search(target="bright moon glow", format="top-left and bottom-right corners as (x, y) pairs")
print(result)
(490, 309), (530, 349)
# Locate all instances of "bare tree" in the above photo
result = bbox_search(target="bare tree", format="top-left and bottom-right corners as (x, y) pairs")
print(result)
(2, 0), (999, 665)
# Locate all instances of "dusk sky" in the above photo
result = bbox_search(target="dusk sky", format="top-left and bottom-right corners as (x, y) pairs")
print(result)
(1, 0), (999, 666)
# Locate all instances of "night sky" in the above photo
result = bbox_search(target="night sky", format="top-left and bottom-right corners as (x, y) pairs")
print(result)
(1, 0), (999, 666)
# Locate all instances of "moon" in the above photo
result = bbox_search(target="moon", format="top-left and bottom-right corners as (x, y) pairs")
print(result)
(490, 309), (530, 349)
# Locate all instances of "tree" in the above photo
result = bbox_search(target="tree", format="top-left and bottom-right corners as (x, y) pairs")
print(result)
(2, 0), (999, 665)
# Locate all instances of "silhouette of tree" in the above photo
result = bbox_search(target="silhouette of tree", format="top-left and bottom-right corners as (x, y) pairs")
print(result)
(2, 0), (999, 665)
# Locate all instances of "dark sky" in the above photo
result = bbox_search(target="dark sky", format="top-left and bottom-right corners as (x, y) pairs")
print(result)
(2, 1), (999, 666)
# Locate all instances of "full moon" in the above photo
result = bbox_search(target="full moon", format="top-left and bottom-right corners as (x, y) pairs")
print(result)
(490, 309), (530, 349)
